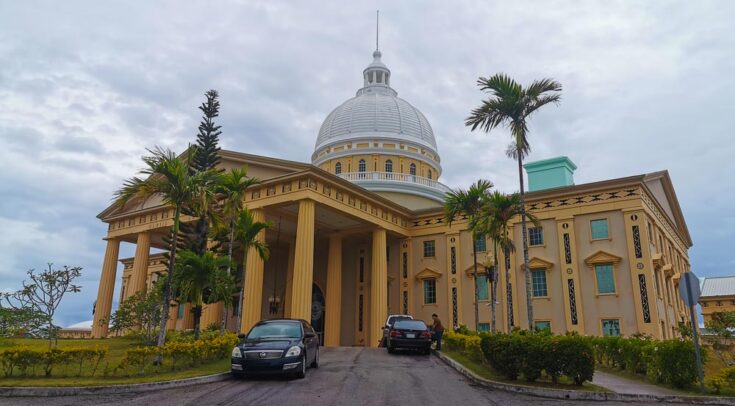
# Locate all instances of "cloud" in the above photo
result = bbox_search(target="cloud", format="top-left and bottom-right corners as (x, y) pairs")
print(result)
(0, 0), (733, 325)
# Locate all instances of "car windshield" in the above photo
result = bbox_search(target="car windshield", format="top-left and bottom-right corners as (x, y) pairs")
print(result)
(247, 322), (301, 339)
(388, 316), (412, 326)
(394, 320), (427, 330)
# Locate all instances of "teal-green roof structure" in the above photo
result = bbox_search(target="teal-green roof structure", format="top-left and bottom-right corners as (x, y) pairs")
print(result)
(524, 156), (577, 192)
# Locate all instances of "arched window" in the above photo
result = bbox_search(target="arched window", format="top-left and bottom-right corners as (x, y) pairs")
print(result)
(335, 162), (342, 175)
(358, 159), (366, 178)
(385, 160), (393, 173)
(427, 170), (433, 180)
(409, 163), (416, 176)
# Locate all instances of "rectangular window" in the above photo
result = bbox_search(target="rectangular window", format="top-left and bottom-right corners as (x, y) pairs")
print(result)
(423, 240), (436, 257)
(528, 227), (544, 246)
(590, 219), (609, 240)
(177, 303), (184, 320)
(602, 319), (621, 336)
(534, 321), (551, 332)
(474, 233), (486, 252)
(478, 323), (490, 332)
(423, 279), (437, 304)
(531, 269), (548, 297)
(477, 274), (489, 301)
(595, 263), (616, 294)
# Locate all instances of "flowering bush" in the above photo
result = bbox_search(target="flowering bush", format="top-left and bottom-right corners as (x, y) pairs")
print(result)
(0, 345), (107, 378)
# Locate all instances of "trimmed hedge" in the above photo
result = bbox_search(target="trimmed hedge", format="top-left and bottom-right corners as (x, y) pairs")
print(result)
(592, 336), (707, 389)
(480, 332), (594, 385)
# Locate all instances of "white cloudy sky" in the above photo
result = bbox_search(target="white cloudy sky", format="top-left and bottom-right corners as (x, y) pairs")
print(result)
(1, 1), (733, 327)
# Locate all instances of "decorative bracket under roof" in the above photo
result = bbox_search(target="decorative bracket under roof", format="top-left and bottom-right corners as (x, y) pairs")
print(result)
(415, 268), (442, 280)
(652, 253), (664, 268)
(661, 264), (674, 277)
(520, 257), (555, 271)
(584, 250), (622, 266)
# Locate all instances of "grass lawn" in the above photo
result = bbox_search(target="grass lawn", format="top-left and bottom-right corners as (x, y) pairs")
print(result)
(442, 348), (611, 393)
(0, 337), (230, 387)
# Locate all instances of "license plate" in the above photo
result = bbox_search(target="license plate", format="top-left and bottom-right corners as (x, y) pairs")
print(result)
(406, 333), (415, 338)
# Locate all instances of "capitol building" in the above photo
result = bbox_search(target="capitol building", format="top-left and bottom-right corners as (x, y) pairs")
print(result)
(91, 43), (694, 346)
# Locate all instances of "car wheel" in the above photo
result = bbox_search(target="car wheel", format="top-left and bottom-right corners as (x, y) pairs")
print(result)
(310, 347), (319, 368)
(294, 354), (306, 379)
(387, 346), (395, 354)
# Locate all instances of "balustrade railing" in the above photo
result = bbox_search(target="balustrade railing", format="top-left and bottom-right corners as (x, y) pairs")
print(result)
(337, 171), (451, 192)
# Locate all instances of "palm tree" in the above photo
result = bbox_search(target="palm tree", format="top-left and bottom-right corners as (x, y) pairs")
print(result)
(480, 192), (539, 332)
(445, 179), (493, 331)
(233, 208), (270, 332)
(114, 146), (220, 347)
(172, 250), (234, 339)
(466, 74), (562, 331)
(214, 168), (259, 332)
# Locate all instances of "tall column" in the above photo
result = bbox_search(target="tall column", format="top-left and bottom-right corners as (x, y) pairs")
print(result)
(370, 229), (388, 347)
(240, 209), (267, 333)
(324, 235), (342, 347)
(92, 238), (120, 338)
(283, 241), (296, 318)
(288, 200), (315, 321)
(126, 231), (151, 299)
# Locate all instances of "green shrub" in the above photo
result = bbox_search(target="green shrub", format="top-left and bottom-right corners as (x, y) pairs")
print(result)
(519, 334), (545, 382)
(557, 335), (595, 385)
(707, 366), (735, 394)
(647, 339), (706, 389)
(481, 334), (523, 380)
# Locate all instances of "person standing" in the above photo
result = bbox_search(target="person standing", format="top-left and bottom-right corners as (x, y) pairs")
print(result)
(431, 313), (445, 351)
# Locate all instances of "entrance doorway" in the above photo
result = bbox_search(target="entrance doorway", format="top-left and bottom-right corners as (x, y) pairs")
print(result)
(311, 283), (325, 344)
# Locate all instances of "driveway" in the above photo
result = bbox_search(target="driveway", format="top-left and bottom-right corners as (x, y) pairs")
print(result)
(1, 347), (682, 406)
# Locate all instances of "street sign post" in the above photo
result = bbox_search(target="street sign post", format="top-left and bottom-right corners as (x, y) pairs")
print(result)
(679, 271), (704, 393)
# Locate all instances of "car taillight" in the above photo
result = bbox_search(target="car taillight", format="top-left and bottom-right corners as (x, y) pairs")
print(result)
(390, 330), (401, 337)
(421, 331), (432, 338)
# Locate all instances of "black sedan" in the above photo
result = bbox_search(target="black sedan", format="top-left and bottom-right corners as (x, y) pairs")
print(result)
(231, 319), (320, 379)
(386, 320), (433, 355)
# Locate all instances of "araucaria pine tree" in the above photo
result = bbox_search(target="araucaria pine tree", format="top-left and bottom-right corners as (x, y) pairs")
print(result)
(184, 89), (223, 256)
(192, 89), (222, 173)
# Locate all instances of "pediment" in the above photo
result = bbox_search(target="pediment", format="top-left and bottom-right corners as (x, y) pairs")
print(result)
(415, 268), (442, 280)
(584, 250), (622, 266)
(464, 263), (488, 277)
(519, 257), (555, 270)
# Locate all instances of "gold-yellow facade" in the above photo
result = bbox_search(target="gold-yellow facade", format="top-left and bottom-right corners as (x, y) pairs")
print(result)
(91, 150), (694, 344)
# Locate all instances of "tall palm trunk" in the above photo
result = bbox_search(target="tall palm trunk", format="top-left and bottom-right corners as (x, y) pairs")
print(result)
(221, 224), (235, 335)
(491, 240), (498, 333)
(193, 305), (202, 340)
(504, 242), (512, 331)
(236, 249), (249, 333)
(157, 206), (181, 348)
(472, 233), (479, 331)
(517, 156), (534, 331)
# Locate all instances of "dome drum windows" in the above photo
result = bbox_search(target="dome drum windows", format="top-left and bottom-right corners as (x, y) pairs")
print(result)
(358, 159), (366, 179)
(385, 160), (393, 173)
(335, 162), (342, 175)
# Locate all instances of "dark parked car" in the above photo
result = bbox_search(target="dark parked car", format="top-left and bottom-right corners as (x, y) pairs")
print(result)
(231, 319), (320, 379)
(386, 319), (432, 354)
(381, 314), (414, 347)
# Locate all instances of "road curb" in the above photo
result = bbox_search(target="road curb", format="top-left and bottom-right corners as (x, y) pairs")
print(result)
(0, 371), (232, 397)
(434, 351), (735, 405)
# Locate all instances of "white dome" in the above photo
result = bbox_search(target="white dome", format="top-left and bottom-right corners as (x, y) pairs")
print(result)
(312, 50), (440, 161)
(315, 89), (438, 153)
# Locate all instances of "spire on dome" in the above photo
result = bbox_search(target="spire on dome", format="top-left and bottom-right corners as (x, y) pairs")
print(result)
(360, 10), (392, 94)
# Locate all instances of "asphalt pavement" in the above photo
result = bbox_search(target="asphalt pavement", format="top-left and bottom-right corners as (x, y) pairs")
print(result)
(0, 347), (685, 406)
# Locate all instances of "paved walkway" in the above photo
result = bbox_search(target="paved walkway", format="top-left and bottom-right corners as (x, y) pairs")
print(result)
(593, 370), (682, 396)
